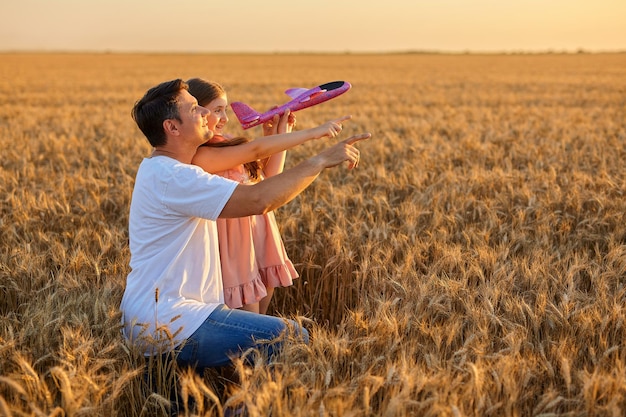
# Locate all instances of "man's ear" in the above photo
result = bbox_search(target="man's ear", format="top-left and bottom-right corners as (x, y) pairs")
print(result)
(163, 119), (179, 136)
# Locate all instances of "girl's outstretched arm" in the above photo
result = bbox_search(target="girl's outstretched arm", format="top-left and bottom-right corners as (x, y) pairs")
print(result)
(192, 114), (351, 174)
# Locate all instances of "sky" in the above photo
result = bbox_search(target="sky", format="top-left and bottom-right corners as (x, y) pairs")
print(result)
(1, 0), (625, 53)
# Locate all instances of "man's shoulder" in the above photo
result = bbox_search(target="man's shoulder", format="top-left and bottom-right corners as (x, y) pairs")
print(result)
(138, 156), (201, 176)
(138, 156), (236, 190)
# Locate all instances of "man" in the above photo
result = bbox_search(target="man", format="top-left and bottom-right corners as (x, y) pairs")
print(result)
(120, 79), (370, 370)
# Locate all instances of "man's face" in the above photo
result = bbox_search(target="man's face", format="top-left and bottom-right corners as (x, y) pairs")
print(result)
(175, 90), (213, 144)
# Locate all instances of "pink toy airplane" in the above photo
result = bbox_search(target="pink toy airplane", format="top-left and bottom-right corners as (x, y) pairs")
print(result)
(230, 80), (351, 130)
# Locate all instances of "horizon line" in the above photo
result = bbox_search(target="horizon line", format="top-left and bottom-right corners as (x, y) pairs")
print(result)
(1, 47), (625, 55)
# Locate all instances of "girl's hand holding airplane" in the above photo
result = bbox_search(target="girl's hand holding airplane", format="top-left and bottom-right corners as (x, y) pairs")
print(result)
(262, 109), (296, 136)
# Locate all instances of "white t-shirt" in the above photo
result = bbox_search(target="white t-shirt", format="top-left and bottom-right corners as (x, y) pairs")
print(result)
(120, 156), (238, 354)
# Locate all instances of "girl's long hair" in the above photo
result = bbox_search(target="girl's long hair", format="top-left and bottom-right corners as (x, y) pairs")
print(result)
(186, 78), (262, 180)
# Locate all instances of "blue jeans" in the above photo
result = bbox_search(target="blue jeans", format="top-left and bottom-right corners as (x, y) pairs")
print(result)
(175, 304), (309, 369)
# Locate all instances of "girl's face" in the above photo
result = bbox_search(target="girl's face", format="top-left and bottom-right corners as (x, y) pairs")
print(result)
(204, 94), (229, 135)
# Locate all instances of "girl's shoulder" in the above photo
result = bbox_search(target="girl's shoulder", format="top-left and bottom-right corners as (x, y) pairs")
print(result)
(208, 134), (229, 144)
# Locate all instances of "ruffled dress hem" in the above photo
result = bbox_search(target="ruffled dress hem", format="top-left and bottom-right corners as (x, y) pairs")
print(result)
(223, 275), (268, 309)
(259, 261), (299, 289)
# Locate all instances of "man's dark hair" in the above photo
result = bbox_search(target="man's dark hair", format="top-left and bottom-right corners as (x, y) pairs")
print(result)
(131, 79), (188, 147)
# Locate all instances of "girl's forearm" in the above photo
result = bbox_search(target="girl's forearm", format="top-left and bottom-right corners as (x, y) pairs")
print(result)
(263, 150), (287, 178)
(193, 127), (320, 173)
(252, 127), (320, 158)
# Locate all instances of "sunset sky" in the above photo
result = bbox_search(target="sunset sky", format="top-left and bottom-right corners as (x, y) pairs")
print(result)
(1, 0), (625, 53)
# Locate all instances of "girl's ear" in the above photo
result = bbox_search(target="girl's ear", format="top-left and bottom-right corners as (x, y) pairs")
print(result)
(163, 119), (179, 136)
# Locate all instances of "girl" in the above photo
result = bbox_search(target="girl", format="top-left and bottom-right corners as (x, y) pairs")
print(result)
(187, 78), (346, 314)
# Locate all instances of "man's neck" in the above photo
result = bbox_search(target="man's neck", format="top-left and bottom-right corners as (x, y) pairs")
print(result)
(151, 147), (195, 164)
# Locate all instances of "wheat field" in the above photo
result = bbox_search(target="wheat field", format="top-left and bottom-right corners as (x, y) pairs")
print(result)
(1, 52), (625, 416)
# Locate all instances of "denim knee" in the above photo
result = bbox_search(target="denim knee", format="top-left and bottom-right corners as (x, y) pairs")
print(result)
(295, 321), (310, 344)
(282, 318), (309, 345)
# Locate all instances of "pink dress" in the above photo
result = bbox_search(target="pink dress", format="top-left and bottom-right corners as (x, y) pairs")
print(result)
(208, 137), (299, 309)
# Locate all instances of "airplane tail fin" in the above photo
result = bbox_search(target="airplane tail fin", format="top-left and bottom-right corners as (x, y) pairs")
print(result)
(230, 102), (261, 127)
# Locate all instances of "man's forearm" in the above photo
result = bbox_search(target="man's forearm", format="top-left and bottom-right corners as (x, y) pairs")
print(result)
(218, 133), (369, 219)
(220, 156), (325, 218)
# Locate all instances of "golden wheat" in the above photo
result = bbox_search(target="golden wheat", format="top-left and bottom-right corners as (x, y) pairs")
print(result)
(0, 52), (625, 416)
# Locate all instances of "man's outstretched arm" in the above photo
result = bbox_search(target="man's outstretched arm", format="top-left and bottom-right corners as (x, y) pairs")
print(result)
(219, 133), (371, 218)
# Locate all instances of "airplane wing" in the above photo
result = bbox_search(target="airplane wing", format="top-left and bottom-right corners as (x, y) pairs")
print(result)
(284, 88), (309, 99)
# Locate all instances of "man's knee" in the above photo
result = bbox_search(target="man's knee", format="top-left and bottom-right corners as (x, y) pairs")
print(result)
(284, 319), (309, 344)
(300, 325), (310, 344)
